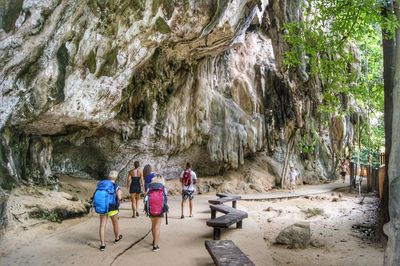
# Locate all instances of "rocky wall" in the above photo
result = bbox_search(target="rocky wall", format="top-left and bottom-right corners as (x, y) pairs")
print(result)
(0, 0), (349, 191)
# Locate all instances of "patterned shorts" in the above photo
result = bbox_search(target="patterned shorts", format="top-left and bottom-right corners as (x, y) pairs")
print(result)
(182, 190), (194, 200)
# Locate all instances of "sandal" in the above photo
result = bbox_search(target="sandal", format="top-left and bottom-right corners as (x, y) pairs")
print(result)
(189, 214), (193, 217)
(114, 234), (123, 243)
(100, 245), (106, 251)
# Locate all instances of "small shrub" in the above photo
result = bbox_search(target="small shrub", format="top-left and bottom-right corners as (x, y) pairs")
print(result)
(302, 208), (324, 218)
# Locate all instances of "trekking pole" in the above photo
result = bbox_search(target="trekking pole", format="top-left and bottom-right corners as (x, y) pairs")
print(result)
(165, 212), (168, 225)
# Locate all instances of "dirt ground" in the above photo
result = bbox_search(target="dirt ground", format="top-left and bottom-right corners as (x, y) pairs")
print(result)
(0, 176), (384, 266)
(241, 189), (384, 266)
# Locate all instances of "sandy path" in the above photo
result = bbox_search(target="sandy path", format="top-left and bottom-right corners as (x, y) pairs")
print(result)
(1, 196), (273, 266)
(241, 191), (385, 266)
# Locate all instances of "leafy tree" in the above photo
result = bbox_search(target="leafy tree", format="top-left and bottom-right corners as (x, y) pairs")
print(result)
(284, 0), (396, 163)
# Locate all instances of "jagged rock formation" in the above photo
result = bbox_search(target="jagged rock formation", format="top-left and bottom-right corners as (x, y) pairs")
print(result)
(0, 0), (353, 230)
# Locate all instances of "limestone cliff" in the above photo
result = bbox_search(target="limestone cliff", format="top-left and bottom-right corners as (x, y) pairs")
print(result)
(0, 0), (352, 230)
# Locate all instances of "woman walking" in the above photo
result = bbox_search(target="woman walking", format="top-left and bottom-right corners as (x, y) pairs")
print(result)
(95, 171), (123, 251)
(145, 174), (168, 252)
(126, 161), (144, 218)
(143, 164), (156, 192)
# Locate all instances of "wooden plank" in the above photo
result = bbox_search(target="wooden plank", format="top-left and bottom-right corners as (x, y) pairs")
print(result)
(215, 194), (241, 200)
(206, 213), (248, 228)
(205, 240), (255, 266)
(216, 193), (231, 198)
(210, 204), (242, 214)
(209, 196), (241, 205)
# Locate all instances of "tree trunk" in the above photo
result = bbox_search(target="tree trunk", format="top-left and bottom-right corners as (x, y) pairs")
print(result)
(380, 0), (395, 243)
(384, 1), (400, 265)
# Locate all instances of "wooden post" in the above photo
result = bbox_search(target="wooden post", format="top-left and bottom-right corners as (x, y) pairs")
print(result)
(211, 209), (216, 219)
(237, 220), (243, 229)
(213, 228), (221, 240)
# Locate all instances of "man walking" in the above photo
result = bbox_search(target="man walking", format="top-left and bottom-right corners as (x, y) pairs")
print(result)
(288, 164), (298, 193)
(180, 162), (197, 219)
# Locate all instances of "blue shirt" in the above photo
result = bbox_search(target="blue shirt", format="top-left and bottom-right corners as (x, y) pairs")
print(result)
(144, 172), (156, 191)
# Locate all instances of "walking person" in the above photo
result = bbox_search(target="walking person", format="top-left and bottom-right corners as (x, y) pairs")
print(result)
(92, 171), (123, 251)
(287, 164), (298, 193)
(143, 164), (157, 192)
(126, 161), (144, 218)
(144, 174), (168, 252)
(339, 160), (347, 183)
(180, 162), (197, 219)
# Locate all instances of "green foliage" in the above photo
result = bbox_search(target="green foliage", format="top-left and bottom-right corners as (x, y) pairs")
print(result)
(284, 0), (397, 159)
(283, 0), (397, 114)
(297, 129), (317, 158)
(351, 147), (382, 168)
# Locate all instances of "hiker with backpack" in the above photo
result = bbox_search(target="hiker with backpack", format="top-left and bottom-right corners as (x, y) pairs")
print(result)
(92, 171), (123, 251)
(126, 161), (145, 218)
(180, 162), (197, 219)
(144, 174), (168, 252)
(143, 164), (157, 192)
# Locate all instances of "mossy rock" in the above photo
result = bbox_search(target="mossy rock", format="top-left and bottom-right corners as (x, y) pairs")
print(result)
(152, 0), (175, 19)
(154, 17), (171, 34)
(96, 47), (118, 77)
(85, 50), (97, 74)
(0, 0), (24, 32)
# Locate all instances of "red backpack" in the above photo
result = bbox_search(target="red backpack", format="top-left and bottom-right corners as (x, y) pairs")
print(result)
(145, 183), (168, 216)
(182, 170), (192, 186)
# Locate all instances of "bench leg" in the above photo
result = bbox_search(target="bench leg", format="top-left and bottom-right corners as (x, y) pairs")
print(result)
(211, 209), (216, 219)
(232, 201), (236, 209)
(213, 228), (221, 240)
(237, 220), (242, 229)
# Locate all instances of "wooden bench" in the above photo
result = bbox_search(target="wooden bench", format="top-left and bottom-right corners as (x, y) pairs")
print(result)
(205, 240), (255, 266)
(209, 194), (241, 208)
(207, 194), (248, 240)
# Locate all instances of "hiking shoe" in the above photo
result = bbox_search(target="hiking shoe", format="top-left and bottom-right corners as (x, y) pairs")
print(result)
(114, 234), (123, 243)
(136, 211), (139, 217)
(181, 215), (184, 219)
(100, 245), (106, 251)
(152, 245), (160, 252)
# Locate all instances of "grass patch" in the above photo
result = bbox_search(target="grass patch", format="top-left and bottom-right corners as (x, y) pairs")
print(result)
(30, 211), (62, 223)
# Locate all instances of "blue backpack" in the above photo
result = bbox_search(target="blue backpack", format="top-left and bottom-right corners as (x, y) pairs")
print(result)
(93, 180), (119, 214)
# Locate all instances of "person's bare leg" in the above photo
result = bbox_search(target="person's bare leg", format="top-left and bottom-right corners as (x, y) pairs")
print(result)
(110, 215), (119, 239)
(131, 193), (136, 217)
(99, 215), (108, 246)
(189, 199), (193, 217)
(181, 199), (185, 218)
(154, 217), (162, 246)
(151, 217), (156, 245)
(135, 194), (140, 215)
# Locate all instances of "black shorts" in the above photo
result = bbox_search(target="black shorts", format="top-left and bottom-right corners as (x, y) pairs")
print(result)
(340, 171), (346, 177)
(182, 190), (194, 200)
(129, 177), (141, 193)
(149, 213), (164, 218)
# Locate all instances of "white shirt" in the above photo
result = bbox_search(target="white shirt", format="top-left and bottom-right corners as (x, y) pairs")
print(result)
(180, 170), (197, 191)
(288, 169), (298, 182)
